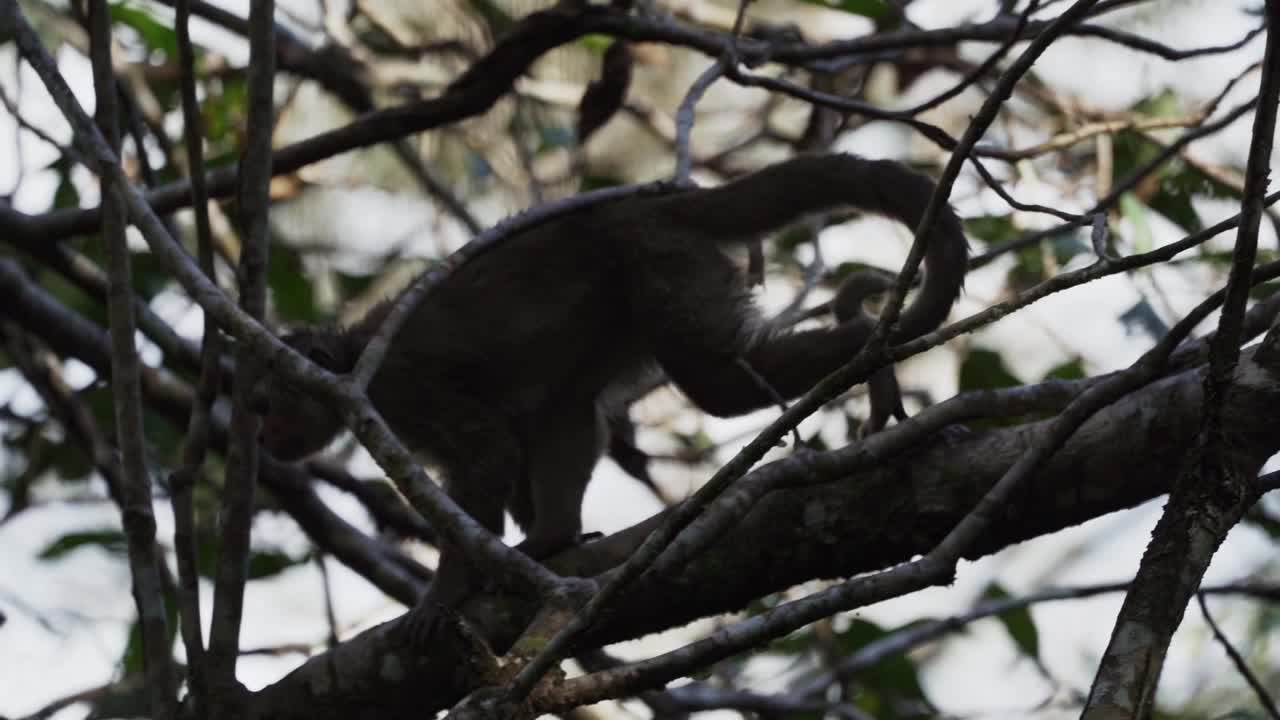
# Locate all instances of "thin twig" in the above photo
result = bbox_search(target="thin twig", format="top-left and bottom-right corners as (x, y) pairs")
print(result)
(170, 0), (215, 709)
(206, 0), (275, 698)
(1197, 592), (1280, 720)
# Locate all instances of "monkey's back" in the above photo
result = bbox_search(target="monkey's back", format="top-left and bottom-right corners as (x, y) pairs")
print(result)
(366, 203), (668, 425)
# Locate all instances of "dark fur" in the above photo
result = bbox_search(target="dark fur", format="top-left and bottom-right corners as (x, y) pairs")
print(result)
(252, 154), (969, 602)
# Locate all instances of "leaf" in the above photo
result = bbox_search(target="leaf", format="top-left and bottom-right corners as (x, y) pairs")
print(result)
(247, 548), (310, 580)
(49, 438), (95, 481)
(196, 541), (310, 580)
(1109, 125), (1239, 235)
(1243, 512), (1280, 541)
(39, 529), (127, 559)
(836, 619), (933, 715)
(129, 251), (172, 300)
(578, 34), (615, 54)
(1250, 280), (1280, 300)
(1007, 243), (1047, 291)
(464, 0), (517, 34)
(202, 77), (248, 148)
(109, 2), (179, 59)
(981, 583), (1041, 661)
(1131, 88), (1180, 118)
(959, 348), (1022, 392)
(51, 156), (80, 210)
(964, 215), (1020, 245)
(1119, 192), (1153, 252)
(798, 0), (891, 19)
(267, 243), (319, 323)
(1042, 358), (1086, 382)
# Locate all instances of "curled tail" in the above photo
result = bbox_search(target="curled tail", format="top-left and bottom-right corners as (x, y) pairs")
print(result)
(650, 153), (969, 342)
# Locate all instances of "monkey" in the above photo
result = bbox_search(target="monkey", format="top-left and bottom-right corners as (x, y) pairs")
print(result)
(250, 153), (969, 606)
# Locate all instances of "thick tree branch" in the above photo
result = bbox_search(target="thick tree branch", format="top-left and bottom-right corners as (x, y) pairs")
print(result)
(248, 343), (1280, 719)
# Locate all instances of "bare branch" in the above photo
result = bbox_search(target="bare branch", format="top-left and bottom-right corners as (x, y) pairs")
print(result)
(170, 0), (216, 708)
(206, 0), (276, 701)
(86, 1), (178, 715)
(1085, 1), (1280, 710)
(1197, 593), (1280, 719)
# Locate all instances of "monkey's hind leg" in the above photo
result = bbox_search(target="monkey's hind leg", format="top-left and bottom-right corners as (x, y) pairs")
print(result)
(513, 398), (606, 562)
(416, 401), (524, 610)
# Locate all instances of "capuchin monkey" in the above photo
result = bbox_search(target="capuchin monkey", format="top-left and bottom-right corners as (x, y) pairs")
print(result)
(250, 153), (969, 606)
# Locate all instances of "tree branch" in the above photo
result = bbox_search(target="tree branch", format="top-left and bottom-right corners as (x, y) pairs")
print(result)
(87, 1), (177, 714)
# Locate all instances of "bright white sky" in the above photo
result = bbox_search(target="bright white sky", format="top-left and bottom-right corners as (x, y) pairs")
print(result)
(1, 1), (1279, 718)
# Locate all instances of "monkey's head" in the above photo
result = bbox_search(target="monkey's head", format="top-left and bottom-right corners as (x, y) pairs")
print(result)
(249, 328), (355, 462)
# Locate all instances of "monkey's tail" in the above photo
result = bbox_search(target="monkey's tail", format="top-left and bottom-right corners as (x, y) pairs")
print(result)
(651, 153), (969, 343)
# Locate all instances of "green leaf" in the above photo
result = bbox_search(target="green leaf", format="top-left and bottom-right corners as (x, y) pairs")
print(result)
(267, 243), (319, 323)
(1250, 280), (1280, 301)
(578, 34), (615, 54)
(579, 173), (626, 193)
(1007, 243), (1047, 291)
(964, 215), (1020, 245)
(129, 251), (172, 300)
(196, 541), (310, 580)
(202, 77), (249, 148)
(776, 224), (817, 253)
(798, 0), (891, 19)
(39, 529), (127, 559)
(49, 438), (95, 481)
(1109, 125), (1240, 236)
(465, 0), (518, 34)
(1119, 192), (1153, 252)
(959, 348), (1022, 392)
(1042, 358), (1086, 381)
(1242, 512), (1280, 541)
(982, 583), (1041, 661)
(109, 2), (179, 59)
(36, 264), (106, 328)
(1131, 88), (1180, 118)
(247, 548), (310, 580)
(51, 157), (80, 210)
(836, 619), (933, 715)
